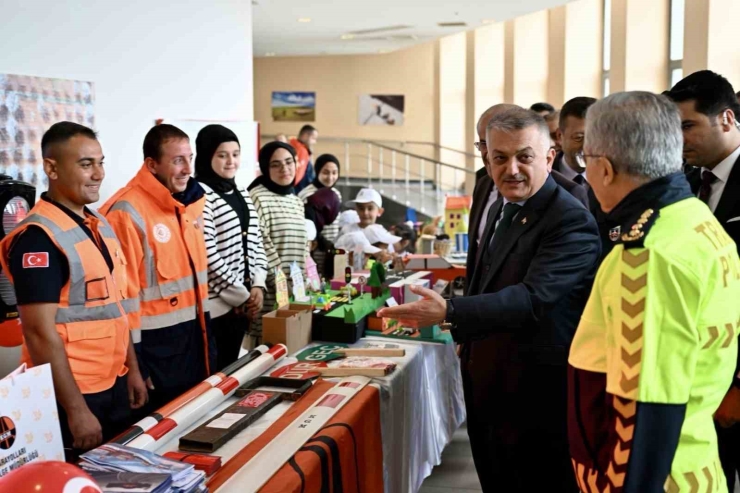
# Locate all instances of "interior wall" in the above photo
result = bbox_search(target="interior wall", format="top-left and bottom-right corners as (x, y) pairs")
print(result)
(254, 43), (436, 144)
(0, 0), (255, 205)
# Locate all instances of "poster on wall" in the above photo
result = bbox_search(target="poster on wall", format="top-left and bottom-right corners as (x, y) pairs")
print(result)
(359, 94), (405, 126)
(0, 74), (95, 191)
(271, 91), (316, 122)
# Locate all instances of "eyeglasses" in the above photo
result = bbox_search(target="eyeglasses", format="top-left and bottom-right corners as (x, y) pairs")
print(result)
(575, 151), (604, 169)
(269, 158), (295, 170)
(474, 141), (487, 151)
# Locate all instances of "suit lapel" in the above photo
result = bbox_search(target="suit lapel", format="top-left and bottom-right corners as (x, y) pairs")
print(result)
(479, 177), (558, 291)
(714, 155), (740, 224)
(468, 196), (502, 292)
(466, 176), (494, 281)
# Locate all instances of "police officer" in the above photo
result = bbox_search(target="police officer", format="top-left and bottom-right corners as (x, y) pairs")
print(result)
(0, 122), (147, 453)
(569, 92), (740, 491)
(100, 124), (215, 411)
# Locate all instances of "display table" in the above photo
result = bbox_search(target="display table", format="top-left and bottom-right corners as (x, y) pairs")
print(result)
(146, 336), (465, 492)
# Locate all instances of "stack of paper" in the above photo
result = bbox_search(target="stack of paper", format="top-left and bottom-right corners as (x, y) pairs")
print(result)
(80, 444), (206, 493)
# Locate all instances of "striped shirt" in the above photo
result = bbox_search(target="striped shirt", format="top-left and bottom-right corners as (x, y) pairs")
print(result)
(201, 183), (268, 319)
(249, 185), (307, 334)
(298, 184), (342, 243)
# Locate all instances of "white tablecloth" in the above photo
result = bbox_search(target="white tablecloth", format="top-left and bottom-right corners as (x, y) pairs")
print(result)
(360, 336), (466, 493)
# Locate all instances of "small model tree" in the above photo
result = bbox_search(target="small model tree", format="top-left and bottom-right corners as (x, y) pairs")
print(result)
(368, 261), (386, 299)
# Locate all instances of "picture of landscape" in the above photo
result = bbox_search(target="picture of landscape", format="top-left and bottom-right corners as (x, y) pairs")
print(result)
(272, 91), (316, 122)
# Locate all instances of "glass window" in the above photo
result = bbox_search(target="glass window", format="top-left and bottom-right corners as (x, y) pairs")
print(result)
(670, 0), (685, 61)
(671, 68), (684, 87)
(603, 0), (612, 71)
(603, 76), (611, 97)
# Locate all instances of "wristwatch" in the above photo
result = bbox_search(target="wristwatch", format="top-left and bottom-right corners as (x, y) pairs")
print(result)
(444, 300), (456, 327)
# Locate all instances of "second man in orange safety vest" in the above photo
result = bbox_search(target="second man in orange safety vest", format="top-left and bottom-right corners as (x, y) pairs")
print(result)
(100, 124), (215, 410)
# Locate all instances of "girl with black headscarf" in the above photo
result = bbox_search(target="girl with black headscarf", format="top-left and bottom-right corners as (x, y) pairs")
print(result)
(248, 142), (307, 340)
(297, 154), (342, 242)
(304, 187), (341, 278)
(195, 124), (269, 369)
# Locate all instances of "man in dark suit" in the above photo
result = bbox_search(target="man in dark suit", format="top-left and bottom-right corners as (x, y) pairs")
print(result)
(666, 69), (740, 490)
(468, 105), (589, 291)
(380, 108), (600, 492)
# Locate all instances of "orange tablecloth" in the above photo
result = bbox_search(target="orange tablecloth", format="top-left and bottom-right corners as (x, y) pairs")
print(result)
(207, 380), (383, 493)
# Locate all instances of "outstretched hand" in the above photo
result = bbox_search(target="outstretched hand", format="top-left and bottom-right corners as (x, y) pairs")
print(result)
(376, 284), (447, 328)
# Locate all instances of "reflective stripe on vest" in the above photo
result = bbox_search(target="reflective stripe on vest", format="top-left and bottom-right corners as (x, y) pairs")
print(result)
(108, 200), (208, 304)
(140, 304), (206, 330)
(17, 213), (125, 324)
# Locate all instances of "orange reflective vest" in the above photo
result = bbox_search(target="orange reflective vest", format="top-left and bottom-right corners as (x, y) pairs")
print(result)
(99, 165), (210, 373)
(0, 200), (132, 394)
(289, 138), (310, 186)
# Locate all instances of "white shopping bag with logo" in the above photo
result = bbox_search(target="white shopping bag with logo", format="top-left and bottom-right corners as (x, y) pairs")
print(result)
(0, 363), (63, 478)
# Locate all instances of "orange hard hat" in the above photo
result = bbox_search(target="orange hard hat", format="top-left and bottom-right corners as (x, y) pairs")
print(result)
(0, 461), (101, 493)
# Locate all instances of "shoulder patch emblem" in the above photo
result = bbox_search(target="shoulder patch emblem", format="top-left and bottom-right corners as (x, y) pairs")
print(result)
(22, 252), (49, 268)
(621, 209), (655, 244)
(152, 223), (171, 243)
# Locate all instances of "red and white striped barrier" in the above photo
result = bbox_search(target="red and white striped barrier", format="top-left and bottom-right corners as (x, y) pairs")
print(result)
(113, 345), (270, 446)
(217, 375), (371, 493)
(126, 344), (288, 451)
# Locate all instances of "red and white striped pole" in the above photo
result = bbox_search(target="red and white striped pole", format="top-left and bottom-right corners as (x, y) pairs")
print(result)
(113, 345), (270, 446)
(126, 344), (288, 451)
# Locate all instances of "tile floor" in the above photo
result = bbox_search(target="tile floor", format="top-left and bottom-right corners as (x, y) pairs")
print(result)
(419, 423), (482, 493)
(419, 425), (740, 493)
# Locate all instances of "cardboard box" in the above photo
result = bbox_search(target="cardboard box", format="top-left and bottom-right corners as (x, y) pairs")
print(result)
(262, 304), (313, 354)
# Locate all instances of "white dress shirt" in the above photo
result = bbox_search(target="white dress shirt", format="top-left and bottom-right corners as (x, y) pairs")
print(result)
(703, 144), (740, 213)
(477, 187), (499, 245)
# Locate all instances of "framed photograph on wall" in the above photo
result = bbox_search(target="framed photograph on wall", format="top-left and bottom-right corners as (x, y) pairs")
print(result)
(272, 91), (316, 122)
(359, 94), (404, 126)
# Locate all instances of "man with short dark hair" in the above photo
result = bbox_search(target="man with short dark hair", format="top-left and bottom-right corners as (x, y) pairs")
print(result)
(545, 110), (561, 151)
(381, 108), (599, 492)
(291, 124), (318, 193)
(570, 90), (740, 493)
(667, 70), (740, 489)
(553, 97), (597, 185)
(530, 101), (556, 116)
(100, 124), (215, 411)
(0, 122), (147, 453)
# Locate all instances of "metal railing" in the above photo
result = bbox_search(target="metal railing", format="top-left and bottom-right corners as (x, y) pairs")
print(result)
(262, 135), (476, 215)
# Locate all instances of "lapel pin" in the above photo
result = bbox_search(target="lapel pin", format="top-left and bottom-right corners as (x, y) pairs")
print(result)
(521, 217), (527, 225)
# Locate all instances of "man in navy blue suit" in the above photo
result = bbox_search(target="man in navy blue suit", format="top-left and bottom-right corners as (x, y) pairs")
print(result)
(380, 107), (600, 492)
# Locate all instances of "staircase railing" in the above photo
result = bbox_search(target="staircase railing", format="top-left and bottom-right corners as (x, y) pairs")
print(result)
(262, 135), (477, 214)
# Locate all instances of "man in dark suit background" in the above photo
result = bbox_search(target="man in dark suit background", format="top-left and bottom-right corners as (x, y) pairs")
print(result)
(468, 104), (589, 292)
(666, 69), (740, 490)
(380, 108), (600, 492)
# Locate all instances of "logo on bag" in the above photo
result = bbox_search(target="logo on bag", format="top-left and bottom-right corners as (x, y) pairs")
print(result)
(22, 252), (49, 268)
(153, 223), (171, 243)
(0, 416), (16, 450)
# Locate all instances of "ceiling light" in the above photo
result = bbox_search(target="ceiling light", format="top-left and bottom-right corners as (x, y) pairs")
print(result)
(298, 18), (311, 23)
(482, 19), (495, 24)
(378, 49), (388, 54)
(340, 34), (354, 40)
(265, 52), (276, 57)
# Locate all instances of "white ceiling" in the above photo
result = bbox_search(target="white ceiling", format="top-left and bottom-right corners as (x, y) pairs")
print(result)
(252, 0), (574, 57)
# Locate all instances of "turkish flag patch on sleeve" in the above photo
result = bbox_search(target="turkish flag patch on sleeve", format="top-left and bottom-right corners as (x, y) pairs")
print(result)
(22, 252), (49, 268)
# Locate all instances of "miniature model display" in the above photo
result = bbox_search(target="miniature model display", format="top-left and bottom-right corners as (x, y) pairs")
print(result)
(443, 196), (472, 237)
(368, 260), (386, 299)
(404, 254), (466, 285)
(274, 267), (290, 308)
